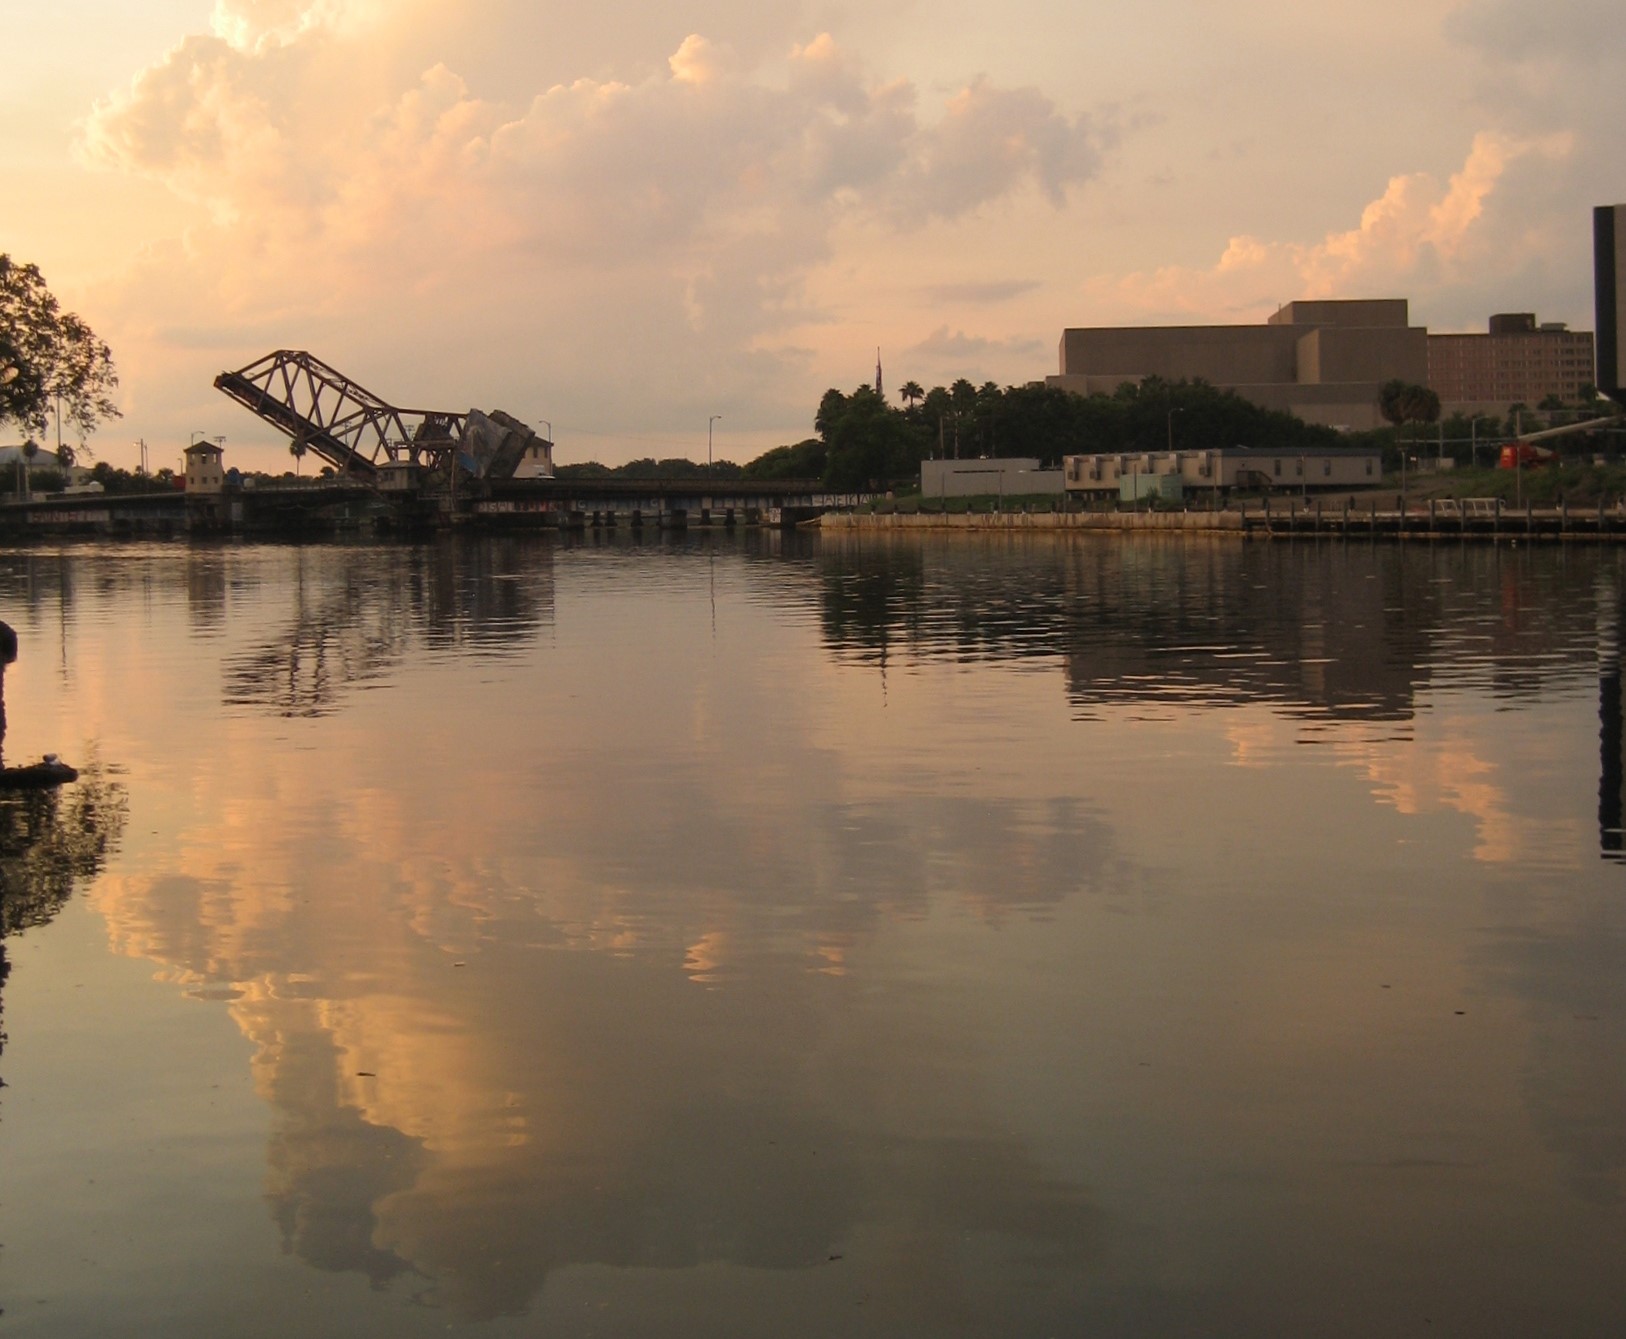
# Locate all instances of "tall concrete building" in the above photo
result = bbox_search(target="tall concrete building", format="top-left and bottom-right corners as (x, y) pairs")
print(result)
(1427, 314), (1595, 410)
(1049, 300), (1427, 430)
(1598, 204), (1626, 405)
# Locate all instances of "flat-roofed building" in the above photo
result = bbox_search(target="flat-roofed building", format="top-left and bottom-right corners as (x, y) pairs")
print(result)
(1050, 300), (1427, 430)
(921, 457), (1063, 498)
(1598, 204), (1626, 405)
(1427, 313), (1595, 410)
(1062, 444), (1382, 497)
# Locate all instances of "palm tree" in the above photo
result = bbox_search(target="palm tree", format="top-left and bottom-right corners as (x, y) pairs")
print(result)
(898, 380), (924, 412)
(290, 440), (307, 477)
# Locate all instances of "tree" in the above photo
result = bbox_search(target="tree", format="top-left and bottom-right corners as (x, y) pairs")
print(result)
(1379, 379), (1440, 434)
(897, 380), (924, 412)
(742, 438), (827, 480)
(816, 384), (925, 490)
(0, 255), (120, 442)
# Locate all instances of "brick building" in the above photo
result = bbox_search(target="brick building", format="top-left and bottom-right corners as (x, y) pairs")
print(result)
(1427, 314), (1596, 409)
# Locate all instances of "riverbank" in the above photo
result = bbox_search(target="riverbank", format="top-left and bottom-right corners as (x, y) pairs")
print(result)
(819, 498), (1626, 541)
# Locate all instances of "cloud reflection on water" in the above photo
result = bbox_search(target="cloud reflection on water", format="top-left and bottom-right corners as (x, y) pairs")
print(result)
(9, 534), (1626, 1329)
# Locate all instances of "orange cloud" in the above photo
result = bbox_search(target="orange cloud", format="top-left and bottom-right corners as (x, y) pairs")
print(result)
(1084, 131), (1573, 321)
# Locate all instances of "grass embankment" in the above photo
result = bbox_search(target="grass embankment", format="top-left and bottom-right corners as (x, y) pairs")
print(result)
(1382, 462), (1626, 507)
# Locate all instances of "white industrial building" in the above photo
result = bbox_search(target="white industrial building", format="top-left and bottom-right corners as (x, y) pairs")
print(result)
(1063, 445), (1382, 500)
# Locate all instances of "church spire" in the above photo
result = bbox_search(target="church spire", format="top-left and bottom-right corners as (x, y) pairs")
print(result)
(874, 347), (883, 399)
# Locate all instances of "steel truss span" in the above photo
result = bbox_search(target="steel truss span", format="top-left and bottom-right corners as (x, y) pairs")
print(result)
(215, 350), (465, 480)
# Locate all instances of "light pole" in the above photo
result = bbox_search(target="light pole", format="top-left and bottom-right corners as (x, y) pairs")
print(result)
(1166, 406), (1183, 453)
(538, 420), (551, 443)
(708, 414), (721, 473)
(1514, 409), (1522, 509)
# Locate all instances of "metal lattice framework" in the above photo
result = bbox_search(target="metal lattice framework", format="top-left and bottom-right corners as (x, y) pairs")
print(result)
(215, 351), (466, 480)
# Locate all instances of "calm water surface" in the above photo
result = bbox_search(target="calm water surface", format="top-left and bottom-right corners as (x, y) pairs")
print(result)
(1, 533), (1624, 1336)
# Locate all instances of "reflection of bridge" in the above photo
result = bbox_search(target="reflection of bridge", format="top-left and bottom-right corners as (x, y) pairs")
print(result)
(480, 477), (874, 528)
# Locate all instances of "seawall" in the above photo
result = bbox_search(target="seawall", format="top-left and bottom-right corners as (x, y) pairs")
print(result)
(817, 510), (1245, 533)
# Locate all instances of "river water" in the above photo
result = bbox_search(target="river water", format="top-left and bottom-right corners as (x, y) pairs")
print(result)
(1, 532), (1623, 1336)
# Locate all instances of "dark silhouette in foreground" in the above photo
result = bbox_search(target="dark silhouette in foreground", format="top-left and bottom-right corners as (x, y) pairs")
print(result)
(0, 620), (76, 787)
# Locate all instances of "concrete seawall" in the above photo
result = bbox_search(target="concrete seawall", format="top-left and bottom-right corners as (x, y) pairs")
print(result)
(817, 510), (1245, 533)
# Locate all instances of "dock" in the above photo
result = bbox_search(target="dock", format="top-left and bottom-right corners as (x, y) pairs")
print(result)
(1240, 496), (1626, 542)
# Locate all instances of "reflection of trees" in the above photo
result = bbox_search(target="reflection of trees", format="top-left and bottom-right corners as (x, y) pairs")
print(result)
(0, 764), (129, 1083)
(815, 539), (1626, 724)
(221, 539), (555, 717)
(818, 545), (928, 662)
(0, 764), (128, 934)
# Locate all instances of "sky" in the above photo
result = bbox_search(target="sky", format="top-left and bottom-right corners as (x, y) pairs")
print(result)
(2, 0), (1624, 472)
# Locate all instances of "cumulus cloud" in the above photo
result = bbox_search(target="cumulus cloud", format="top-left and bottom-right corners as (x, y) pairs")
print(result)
(74, 20), (1109, 446)
(1081, 130), (1574, 323)
(210, 0), (363, 52)
(82, 27), (1107, 260)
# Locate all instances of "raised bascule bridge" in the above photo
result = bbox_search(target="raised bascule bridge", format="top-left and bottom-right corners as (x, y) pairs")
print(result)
(0, 350), (867, 537)
(205, 349), (867, 531)
(214, 350), (545, 483)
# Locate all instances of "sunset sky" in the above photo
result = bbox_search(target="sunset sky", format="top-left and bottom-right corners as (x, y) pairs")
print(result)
(3, 0), (1623, 472)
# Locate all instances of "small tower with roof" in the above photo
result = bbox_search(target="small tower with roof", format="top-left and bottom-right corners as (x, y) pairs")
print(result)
(184, 440), (225, 493)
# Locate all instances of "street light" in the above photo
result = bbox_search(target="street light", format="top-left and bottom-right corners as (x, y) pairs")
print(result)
(708, 414), (721, 473)
(1166, 406), (1184, 453)
(538, 420), (551, 443)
